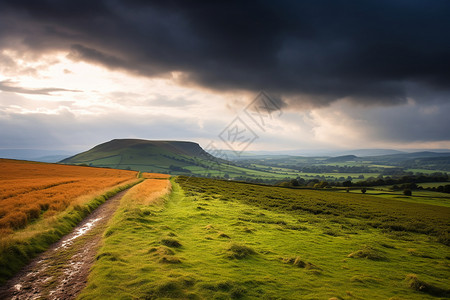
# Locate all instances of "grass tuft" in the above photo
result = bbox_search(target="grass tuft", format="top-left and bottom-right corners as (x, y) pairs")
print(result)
(161, 237), (182, 248)
(204, 224), (215, 231)
(148, 246), (175, 256)
(406, 248), (433, 258)
(159, 256), (182, 264)
(96, 251), (124, 262)
(347, 245), (386, 261)
(154, 280), (184, 298)
(226, 243), (256, 259)
(283, 256), (321, 271)
(230, 286), (247, 299)
(283, 256), (306, 268)
(218, 232), (231, 239)
(351, 274), (382, 284)
(405, 274), (450, 297)
(242, 227), (255, 233)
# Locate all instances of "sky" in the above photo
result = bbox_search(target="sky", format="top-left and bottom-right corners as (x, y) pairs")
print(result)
(0, 0), (449, 154)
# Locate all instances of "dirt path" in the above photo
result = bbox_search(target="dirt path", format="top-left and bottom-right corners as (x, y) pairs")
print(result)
(0, 188), (132, 300)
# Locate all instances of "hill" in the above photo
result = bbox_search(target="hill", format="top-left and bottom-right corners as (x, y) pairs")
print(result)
(325, 154), (358, 163)
(61, 139), (215, 173)
(60, 139), (289, 180)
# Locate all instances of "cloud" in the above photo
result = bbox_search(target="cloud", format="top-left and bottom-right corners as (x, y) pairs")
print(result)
(0, 0), (449, 107)
(0, 109), (220, 151)
(306, 99), (450, 148)
(0, 0), (448, 152)
(0, 79), (81, 95)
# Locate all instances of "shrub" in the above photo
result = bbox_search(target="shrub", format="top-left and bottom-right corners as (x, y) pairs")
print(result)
(403, 189), (412, 196)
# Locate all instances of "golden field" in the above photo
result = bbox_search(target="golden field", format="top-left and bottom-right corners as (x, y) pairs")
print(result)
(121, 177), (171, 205)
(0, 159), (138, 231)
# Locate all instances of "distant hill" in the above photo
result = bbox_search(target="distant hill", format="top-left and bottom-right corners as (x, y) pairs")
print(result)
(398, 155), (450, 171)
(60, 139), (220, 174)
(221, 148), (406, 158)
(0, 149), (74, 162)
(330, 149), (405, 157)
(325, 155), (358, 163)
(365, 151), (450, 163)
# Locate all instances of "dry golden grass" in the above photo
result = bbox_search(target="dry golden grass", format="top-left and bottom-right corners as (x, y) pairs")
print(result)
(0, 159), (138, 231)
(122, 178), (171, 205)
(141, 172), (171, 179)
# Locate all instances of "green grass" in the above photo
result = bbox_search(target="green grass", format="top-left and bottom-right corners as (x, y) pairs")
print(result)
(80, 176), (449, 299)
(406, 168), (449, 174)
(297, 172), (380, 181)
(341, 188), (450, 208)
(418, 182), (450, 188)
(0, 179), (142, 285)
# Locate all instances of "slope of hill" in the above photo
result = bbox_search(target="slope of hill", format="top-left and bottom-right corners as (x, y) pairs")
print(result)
(61, 139), (215, 173)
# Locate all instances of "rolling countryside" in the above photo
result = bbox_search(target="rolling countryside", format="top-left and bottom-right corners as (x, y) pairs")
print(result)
(2, 1), (450, 298)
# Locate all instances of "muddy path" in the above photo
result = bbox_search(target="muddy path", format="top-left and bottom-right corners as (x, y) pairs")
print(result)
(0, 188), (132, 300)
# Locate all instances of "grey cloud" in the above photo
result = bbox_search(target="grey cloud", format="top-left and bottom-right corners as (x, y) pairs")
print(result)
(0, 80), (81, 95)
(0, 110), (220, 151)
(325, 101), (450, 144)
(366, 104), (450, 143)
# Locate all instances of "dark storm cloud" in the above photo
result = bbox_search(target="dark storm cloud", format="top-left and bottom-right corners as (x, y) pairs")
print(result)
(1, 0), (449, 106)
(0, 80), (80, 95)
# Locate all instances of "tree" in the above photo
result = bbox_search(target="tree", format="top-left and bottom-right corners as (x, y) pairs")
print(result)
(403, 189), (412, 196)
(361, 188), (367, 194)
(343, 180), (352, 187)
(314, 181), (329, 188)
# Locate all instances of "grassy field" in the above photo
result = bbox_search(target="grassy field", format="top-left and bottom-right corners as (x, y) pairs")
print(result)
(80, 176), (449, 299)
(0, 159), (142, 284)
(418, 182), (450, 188)
(341, 188), (450, 208)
